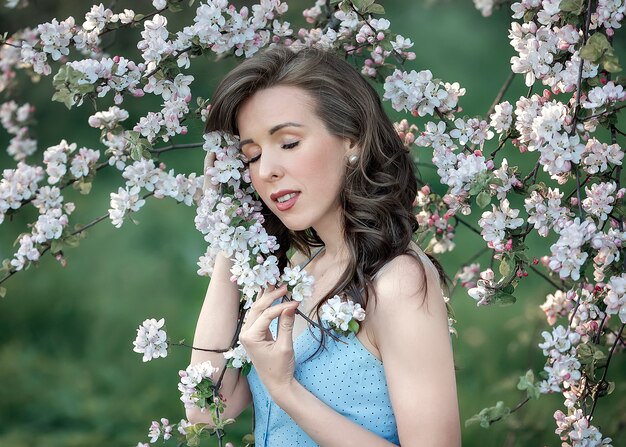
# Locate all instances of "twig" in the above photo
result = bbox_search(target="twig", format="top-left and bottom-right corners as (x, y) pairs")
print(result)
(151, 141), (204, 155)
(587, 323), (625, 420)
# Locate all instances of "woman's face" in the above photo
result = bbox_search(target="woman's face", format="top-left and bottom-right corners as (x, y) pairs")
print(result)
(237, 85), (352, 232)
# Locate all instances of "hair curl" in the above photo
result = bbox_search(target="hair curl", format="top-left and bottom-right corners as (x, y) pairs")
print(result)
(205, 45), (450, 358)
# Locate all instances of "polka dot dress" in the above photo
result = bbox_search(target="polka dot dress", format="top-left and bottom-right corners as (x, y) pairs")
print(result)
(246, 316), (400, 446)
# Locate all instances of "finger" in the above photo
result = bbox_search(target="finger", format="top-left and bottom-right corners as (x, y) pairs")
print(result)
(247, 301), (299, 341)
(240, 284), (287, 333)
(203, 151), (217, 192)
(276, 303), (298, 350)
(247, 284), (288, 323)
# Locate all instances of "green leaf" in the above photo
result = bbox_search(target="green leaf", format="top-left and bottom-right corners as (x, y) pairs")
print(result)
(502, 284), (515, 294)
(559, 0), (584, 13)
(499, 258), (512, 276)
(64, 234), (83, 248)
(348, 319), (360, 334)
(352, 0), (375, 12)
(517, 369), (540, 400)
(603, 54), (622, 73)
(476, 191), (491, 209)
(73, 180), (92, 195)
(465, 401), (510, 428)
(365, 3), (385, 14)
(607, 381), (615, 395)
(241, 362), (252, 377)
(50, 239), (63, 254)
(576, 343), (593, 363)
(130, 145), (143, 161)
(494, 291), (516, 306)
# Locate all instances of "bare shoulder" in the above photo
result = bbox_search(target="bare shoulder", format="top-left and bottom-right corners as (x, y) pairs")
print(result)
(371, 243), (443, 310)
(366, 242), (451, 360)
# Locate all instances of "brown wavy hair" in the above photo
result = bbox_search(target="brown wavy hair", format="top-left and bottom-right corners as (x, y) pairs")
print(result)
(205, 45), (450, 357)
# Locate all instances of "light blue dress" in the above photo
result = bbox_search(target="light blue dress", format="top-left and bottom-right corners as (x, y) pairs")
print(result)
(246, 250), (400, 446)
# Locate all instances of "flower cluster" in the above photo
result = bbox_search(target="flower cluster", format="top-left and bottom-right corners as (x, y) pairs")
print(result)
(132, 318), (168, 362)
(467, 268), (497, 306)
(320, 295), (366, 336)
(178, 360), (219, 411)
(383, 69), (464, 117)
(0, 100), (37, 161)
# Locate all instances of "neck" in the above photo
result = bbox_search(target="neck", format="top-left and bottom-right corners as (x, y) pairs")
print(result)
(311, 205), (350, 265)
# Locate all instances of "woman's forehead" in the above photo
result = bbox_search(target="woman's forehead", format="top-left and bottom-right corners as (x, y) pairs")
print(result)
(237, 86), (319, 136)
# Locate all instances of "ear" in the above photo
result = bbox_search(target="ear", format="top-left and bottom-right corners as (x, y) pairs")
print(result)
(343, 137), (359, 157)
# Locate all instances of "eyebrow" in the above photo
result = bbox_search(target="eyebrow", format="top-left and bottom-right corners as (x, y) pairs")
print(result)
(238, 122), (303, 149)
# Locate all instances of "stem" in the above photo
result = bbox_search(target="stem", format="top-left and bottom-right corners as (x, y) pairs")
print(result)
(171, 341), (230, 353)
(151, 141), (204, 155)
(587, 323), (625, 420)
(579, 104), (626, 121)
(0, 192), (154, 286)
(490, 396), (531, 424)
(471, 71), (516, 152)
(574, 165), (586, 218)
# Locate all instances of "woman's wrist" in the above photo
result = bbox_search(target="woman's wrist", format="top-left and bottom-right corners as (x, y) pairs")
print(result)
(271, 377), (302, 410)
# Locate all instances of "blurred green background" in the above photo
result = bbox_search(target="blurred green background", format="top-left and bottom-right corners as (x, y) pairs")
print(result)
(1, 1), (625, 446)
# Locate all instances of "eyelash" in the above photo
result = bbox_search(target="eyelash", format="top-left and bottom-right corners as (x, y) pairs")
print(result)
(245, 141), (300, 165)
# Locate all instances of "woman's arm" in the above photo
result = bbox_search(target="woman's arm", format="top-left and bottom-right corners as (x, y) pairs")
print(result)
(370, 253), (461, 447)
(274, 252), (460, 447)
(186, 252), (252, 424)
(274, 381), (400, 447)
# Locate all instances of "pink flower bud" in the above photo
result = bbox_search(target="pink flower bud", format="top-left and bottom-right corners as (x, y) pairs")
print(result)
(617, 188), (625, 199)
(256, 255), (264, 264)
(113, 55), (120, 63)
(405, 132), (415, 144)
(356, 35), (366, 44)
(533, 257), (539, 265)
(473, 149), (483, 157)
(486, 159), (495, 170)
(180, 127), (188, 135)
(505, 239), (513, 251)
(516, 270), (523, 277)
(133, 89), (145, 97)
(523, 271), (528, 277)
(185, 94), (192, 103)
(406, 52), (416, 61)
(606, 28), (614, 37)
(570, 197), (578, 206)
(377, 32), (385, 41)
(55, 253), (67, 267)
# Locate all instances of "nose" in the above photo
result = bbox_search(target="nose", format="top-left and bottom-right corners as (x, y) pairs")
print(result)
(257, 148), (283, 182)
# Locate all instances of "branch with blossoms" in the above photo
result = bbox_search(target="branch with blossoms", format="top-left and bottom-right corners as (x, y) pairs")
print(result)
(2, 0), (626, 445)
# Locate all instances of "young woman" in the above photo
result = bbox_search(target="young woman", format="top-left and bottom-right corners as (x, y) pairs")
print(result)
(187, 45), (461, 446)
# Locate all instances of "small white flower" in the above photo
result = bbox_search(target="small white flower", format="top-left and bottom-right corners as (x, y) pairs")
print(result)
(320, 295), (366, 336)
(133, 318), (168, 362)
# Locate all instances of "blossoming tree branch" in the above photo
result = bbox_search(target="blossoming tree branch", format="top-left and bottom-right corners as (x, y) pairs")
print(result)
(0, 0), (624, 445)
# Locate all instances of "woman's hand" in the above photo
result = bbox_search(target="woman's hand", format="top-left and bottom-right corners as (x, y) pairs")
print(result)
(238, 284), (300, 399)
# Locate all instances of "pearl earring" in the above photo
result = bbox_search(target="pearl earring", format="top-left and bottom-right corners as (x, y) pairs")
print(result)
(348, 154), (358, 165)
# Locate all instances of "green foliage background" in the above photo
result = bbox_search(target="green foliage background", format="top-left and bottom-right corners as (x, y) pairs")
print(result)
(0, 1), (625, 446)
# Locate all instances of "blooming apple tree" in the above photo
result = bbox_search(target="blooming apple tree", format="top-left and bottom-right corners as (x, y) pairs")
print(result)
(0, 0), (625, 445)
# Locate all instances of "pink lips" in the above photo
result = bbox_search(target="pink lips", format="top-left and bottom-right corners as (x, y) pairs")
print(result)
(275, 192), (300, 211)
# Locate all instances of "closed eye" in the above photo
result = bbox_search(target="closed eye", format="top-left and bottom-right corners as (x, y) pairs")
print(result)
(244, 141), (300, 165)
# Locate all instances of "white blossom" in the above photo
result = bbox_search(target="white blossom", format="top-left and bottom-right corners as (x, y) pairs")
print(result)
(132, 318), (168, 362)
